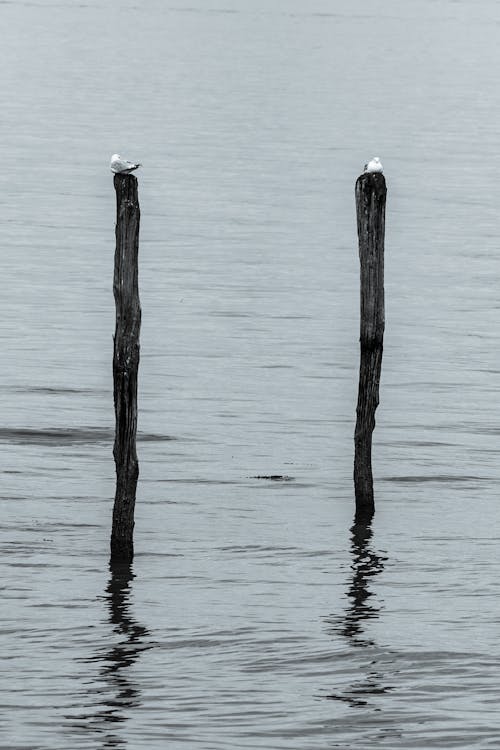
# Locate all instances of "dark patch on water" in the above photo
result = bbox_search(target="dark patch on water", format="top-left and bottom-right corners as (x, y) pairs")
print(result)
(252, 475), (293, 481)
(15, 385), (103, 395)
(0, 427), (176, 445)
(138, 433), (177, 442)
(219, 544), (299, 554)
(156, 477), (240, 485)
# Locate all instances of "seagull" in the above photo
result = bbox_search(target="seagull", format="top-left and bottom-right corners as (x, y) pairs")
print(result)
(364, 156), (383, 174)
(110, 154), (142, 174)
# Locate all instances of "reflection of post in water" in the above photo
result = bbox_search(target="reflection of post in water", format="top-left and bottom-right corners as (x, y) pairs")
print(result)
(325, 521), (386, 647)
(94, 562), (150, 741)
(70, 563), (151, 747)
(341, 522), (386, 646)
(104, 561), (149, 700)
(324, 521), (389, 707)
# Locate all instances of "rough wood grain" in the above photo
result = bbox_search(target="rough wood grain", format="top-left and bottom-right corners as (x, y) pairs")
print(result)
(111, 173), (141, 563)
(354, 172), (386, 521)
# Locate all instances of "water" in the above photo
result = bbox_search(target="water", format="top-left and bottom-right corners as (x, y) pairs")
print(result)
(1, 0), (500, 747)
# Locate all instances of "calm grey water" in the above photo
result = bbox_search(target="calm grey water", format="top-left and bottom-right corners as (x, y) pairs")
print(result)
(2, 0), (500, 747)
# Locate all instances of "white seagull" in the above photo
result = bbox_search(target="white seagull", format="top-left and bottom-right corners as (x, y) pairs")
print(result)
(364, 156), (383, 174)
(110, 154), (142, 174)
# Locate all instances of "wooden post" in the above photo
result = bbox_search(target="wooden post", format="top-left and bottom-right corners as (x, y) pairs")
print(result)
(110, 173), (141, 563)
(354, 172), (386, 522)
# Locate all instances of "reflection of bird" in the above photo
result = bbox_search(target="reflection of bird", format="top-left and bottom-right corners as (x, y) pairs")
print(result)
(364, 156), (383, 174)
(110, 154), (142, 174)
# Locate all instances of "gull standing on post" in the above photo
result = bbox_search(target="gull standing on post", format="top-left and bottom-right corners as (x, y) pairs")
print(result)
(110, 154), (142, 174)
(364, 156), (383, 174)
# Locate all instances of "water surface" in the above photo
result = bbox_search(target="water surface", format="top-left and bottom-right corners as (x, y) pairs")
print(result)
(1, 0), (500, 747)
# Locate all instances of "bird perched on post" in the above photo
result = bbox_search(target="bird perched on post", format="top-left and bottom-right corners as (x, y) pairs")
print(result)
(364, 157), (383, 174)
(110, 154), (142, 174)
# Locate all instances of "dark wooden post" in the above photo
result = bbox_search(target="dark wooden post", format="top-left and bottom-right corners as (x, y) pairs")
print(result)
(354, 172), (386, 522)
(110, 173), (141, 563)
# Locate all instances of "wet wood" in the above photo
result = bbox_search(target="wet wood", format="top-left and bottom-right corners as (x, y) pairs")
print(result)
(110, 173), (141, 563)
(354, 172), (386, 521)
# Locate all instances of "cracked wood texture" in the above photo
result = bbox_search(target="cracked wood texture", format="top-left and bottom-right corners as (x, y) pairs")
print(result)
(354, 172), (386, 522)
(111, 173), (141, 563)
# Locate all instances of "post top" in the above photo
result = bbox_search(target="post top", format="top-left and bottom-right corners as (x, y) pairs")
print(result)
(113, 172), (140, 204)
(357, 171), (386, 184)
(356, 171), (387, 199)
(113, 172), (138, 184)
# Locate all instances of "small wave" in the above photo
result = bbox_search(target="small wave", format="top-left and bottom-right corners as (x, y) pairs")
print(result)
(380, 474), (488, 484)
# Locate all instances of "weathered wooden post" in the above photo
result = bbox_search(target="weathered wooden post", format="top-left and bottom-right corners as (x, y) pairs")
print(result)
(110, 173), (141, 563)
(353, 171), (386, 521)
